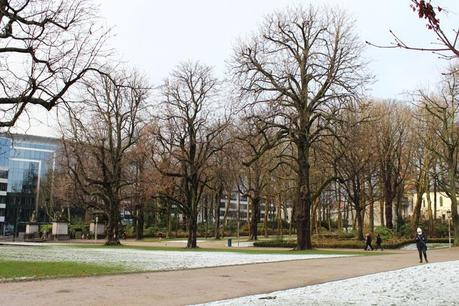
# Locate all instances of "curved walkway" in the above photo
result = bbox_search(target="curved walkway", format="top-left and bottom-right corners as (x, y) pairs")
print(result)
(1, 247), (458, 306)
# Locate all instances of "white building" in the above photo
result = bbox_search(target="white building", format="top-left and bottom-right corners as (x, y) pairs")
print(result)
(412, 192), (459, 220)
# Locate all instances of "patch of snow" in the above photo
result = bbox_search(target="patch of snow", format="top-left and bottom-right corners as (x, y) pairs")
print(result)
(197, 260), (459, 306)
(0, 245), (352, 272)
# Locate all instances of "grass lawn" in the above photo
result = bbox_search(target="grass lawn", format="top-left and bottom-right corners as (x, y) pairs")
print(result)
(0, 260), (126, 281)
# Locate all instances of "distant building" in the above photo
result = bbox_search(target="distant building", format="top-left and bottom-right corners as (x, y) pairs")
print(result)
(0, 134), (58, 235)
(412, 192), (459, 220)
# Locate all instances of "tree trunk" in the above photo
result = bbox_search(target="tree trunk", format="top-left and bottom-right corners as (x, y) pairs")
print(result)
(412, 190), (424, 234)
(295, 144), (312, 250)
(426, 188), (434, 236)
(263, 202), (269, 238)
(368, 177), (375, 233)
(337, 183), (342, 231)
(186, 212), (198, 248)
(135, 204), (144, 240)
(356, 205), (364, 241)
(447, 161), (459, 246)
(384, 191), (393, 229)
(433, 176), (437, 220)
(166, 203), (171, 239)
(249, 196), (260, 240)
(215, 191), (221, 239)
(106, 198), (121, 246)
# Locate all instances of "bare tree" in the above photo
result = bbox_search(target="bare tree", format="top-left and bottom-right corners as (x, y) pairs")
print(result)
(236, 116), (275, 241)
(232, 5), (369, 249)
(154, 61), (227, 248)
(0, 0), (109, 127)
(61, 70), (148, 245)
(334, 105), (375, 240)
(418, 69), (459, 244)
(373, 102), (412, 230)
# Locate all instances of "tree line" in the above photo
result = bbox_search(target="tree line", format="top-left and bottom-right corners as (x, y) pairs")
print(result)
(1, 1), (458, 249)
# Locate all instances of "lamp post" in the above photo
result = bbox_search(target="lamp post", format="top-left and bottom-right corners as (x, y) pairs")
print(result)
(95, 216), (98, 242)
(447, 210), (452, 248)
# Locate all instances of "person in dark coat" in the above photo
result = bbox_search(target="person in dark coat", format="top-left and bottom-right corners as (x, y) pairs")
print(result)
(364, 233), (373, 251)
(415, 227), (428, 263)
(375, 234), (383, 251)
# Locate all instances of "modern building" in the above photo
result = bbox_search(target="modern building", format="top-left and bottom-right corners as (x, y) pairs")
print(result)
(217, 192), (291, 223)
(0, 134), (58, 235)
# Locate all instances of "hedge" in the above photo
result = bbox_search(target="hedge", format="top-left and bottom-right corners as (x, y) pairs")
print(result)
(253, 238), (455, 249)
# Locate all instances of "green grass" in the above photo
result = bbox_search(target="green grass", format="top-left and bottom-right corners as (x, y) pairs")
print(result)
(0, 260), (126, 281)
(67, 243), (381, 256)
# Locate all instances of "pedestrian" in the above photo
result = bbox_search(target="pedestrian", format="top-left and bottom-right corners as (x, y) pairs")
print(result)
(364, 233), (373, 251)
(375, 234), (383, 251)
(415, 227), (428, 263)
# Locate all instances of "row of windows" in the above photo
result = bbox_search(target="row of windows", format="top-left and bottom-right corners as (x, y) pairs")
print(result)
(0, 183), (6, 191)
(422, 196), (444, 208)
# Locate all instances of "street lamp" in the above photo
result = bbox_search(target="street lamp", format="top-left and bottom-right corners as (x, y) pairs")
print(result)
(446, 210), (452, 248)
(95, 216), (98, 242)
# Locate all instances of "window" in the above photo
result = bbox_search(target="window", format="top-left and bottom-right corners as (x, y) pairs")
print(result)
(440, 196), (443, 207)
(0, 196), (6, 204)
(0, 183), (6, 191)
(0, 170), (7, 179)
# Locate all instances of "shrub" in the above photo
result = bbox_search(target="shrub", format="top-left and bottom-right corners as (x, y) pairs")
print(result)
(253, 238), (413, 249)
(40, 224), (52, 234)
(432, 222), (449, 238)
(375, 226), (393, 240)
(144, 226), (158, 238)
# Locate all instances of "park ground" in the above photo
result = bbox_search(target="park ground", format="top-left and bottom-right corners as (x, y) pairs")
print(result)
(0, 240), (458, 305)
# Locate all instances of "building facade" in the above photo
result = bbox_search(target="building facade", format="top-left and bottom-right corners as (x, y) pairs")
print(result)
(412, 192), (459, 221)
(0, 134), (58, 235)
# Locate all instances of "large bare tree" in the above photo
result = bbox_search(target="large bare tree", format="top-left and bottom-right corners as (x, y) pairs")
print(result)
(232, 5), (369, 249)
(0, 0), (108, 127)
(154, 61), (227, 248)
(418, 69), (459, 245)
(61, 70), (148, 245)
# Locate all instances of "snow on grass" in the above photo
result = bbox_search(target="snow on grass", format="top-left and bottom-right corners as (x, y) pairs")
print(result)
(0, 245), (352, 272)
(198, 260), (459, 306)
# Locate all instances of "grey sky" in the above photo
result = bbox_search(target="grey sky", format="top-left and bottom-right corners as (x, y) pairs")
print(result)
(15, 0), (459, 136)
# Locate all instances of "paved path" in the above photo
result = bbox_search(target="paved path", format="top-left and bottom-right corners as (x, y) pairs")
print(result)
(1, 247), (458, 306)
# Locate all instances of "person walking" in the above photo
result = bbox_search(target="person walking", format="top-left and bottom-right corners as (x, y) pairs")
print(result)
(364, 233), (373, 251)
(375, 234), (383, 251)
(415, 227), (428, 263)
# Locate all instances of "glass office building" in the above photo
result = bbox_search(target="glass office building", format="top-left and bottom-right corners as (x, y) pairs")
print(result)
(0, 134), (58, 235)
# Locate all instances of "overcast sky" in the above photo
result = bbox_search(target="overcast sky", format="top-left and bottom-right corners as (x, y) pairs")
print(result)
(15, 0), (459, 137)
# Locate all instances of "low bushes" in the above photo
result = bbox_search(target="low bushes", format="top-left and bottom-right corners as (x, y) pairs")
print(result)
(253, 238), (415, 249)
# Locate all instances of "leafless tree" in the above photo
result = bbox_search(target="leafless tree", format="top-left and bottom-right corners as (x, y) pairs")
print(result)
(231, 5), (369, 249)
(371, 102), (412, 230)
(417, 69), (459, 245)
(153, 61), (228, 248)
(334, 104), (376, 240)
(236, 116), (275, 241)
(61, 69), (149, 245)
(0, 0), (109, 127)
